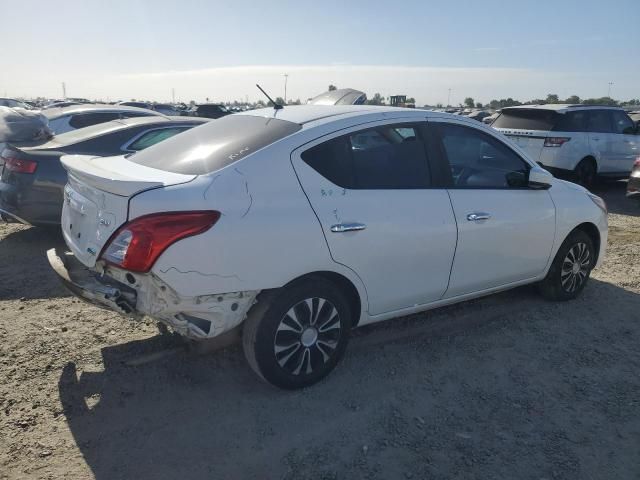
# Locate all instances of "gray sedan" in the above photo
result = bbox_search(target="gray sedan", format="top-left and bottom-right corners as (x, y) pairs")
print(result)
(0, 116), (207, 226)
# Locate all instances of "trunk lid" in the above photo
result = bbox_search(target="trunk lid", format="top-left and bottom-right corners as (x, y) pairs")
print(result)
(60, 154), (196, 267)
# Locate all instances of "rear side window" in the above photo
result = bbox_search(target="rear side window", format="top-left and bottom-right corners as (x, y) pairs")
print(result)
(69, 112), (120, 129)
(130, 115), (301, 174)
(302, 124), (431, 189)
(120, 110), (154, 119)
(127, 127), (191, 151)
(587, 110), (613, 133)
(492, 109), (557, 130)
(611, 110), (636, 134)
(553, 111), (588, 132)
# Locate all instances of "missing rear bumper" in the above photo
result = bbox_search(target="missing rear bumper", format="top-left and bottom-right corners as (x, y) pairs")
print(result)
(46, 248), (260, 340)
(47, 248), (138, 316)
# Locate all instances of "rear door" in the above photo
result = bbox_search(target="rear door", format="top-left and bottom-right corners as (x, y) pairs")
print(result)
(431, 119), (556, 297)
(586, 109), (616, 173)
(291, 120), (457, 316)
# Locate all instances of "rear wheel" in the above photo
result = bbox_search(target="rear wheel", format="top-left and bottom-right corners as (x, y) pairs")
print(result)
(573, 158), (597, 189)
(242, 277), (352, 389)
(538, 229), (595, 301)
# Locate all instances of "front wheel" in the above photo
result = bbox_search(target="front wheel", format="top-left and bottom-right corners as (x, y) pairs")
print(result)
(242, 277), (352, 389)
(538, 229), (595, 301)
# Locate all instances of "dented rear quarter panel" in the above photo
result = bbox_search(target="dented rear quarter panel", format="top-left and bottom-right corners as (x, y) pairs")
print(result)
(127, 138), (370, 321)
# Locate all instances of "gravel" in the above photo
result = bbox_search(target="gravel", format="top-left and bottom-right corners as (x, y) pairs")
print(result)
(1, 182), (639, 480)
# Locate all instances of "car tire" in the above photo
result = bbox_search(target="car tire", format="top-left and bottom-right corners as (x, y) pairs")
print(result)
(573, 158), (597, 189)
(242, 277), (352, 389)
(538, 229), (595, 301)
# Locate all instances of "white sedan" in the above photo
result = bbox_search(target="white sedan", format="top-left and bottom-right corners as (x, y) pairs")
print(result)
(47, 105), (608, 389)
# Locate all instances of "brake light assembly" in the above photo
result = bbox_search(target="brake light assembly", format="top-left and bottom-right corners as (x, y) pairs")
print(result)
(1, 152), (37, 174)
(544, 137), (570, 147)
(100, 211), (221, 273)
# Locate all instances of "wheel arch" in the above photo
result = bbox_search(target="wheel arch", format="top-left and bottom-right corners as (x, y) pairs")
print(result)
(572, 222), (601, 264)
(577, 155), (598, 172)
(283, 271), (363, 327)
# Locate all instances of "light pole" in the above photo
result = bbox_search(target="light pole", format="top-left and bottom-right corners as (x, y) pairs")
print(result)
(447, 88), (451, 107)
(607, 82), (614, 98)
(283, 74), (289, 104)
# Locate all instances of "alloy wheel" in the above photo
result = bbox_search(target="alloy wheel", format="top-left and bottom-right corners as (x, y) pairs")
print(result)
(274, 297), (341, 376)
(561, 242), (591, 293)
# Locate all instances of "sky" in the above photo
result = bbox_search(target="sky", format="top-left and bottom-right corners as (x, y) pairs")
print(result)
(2, 0), (639, 105)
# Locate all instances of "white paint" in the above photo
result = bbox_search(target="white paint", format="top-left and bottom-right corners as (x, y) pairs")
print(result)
(57, 105), (608, 339)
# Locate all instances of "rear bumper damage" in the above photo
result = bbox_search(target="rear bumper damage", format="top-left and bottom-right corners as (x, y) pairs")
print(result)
(46, 248), (259, 340)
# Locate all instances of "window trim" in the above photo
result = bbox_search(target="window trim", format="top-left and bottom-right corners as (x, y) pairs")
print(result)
(431, 120), (535, 190)
(297, 118), (449, 191)
(120, 125), (194, 152)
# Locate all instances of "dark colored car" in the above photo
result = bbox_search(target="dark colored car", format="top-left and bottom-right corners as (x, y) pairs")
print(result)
(0, 116), (207, 226)
(627, 157), (640, 199)
(189, 103), (231, 119)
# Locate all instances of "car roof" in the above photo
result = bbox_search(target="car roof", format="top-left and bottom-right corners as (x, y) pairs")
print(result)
(502, 104), (625, 113)
(42, 103), (163, 119)
(239, 105), (426, 126)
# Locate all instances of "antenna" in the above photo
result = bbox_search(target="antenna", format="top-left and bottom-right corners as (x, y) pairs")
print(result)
(256, 84), (283, 110)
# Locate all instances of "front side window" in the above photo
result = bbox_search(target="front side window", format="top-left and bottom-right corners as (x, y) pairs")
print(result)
(611, 110), (636, 134)
(587, 110), (613, 133)
(69, 112), (120, 129)
(127, 127), (191, 151)
(437, 123), (530, 188)
(302, 124), (431, 189)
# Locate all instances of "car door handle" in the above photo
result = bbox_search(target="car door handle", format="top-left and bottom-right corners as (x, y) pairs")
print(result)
(467, 212), (491, 222)
(330, 222), (366, 233)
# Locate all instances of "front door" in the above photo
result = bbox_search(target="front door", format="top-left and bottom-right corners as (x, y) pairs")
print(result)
(291, 121), (457, 315)
(430, 120), (556, 298)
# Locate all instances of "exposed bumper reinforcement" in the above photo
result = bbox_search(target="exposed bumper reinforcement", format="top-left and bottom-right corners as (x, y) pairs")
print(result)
(47, 248), (139, 317)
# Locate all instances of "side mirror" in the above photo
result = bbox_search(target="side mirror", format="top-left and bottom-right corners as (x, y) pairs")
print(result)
(528, 167), (553, 190)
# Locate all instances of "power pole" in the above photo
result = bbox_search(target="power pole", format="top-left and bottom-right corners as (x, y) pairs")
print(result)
(283, 74), (289, 104)
(447, 88), (451, 107)
(62, 82), (67, 99)
(172, 88), (175, 103)
(607, 82), (614, 98)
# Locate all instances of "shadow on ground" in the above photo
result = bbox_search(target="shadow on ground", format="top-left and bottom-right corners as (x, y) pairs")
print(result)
(0, 225), (69, 300)
(59, 279), (640, 480)
(593, 180), (638, 217)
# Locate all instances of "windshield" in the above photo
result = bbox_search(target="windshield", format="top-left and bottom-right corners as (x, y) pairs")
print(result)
(129, 114), (301, 174)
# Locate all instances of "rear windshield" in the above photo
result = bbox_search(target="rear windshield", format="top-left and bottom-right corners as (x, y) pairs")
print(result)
(492, 109), (558, 131)
(129, 114), (301, 174)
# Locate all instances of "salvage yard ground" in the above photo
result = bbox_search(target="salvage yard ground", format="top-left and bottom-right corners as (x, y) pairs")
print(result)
(1, 182), (639, 480)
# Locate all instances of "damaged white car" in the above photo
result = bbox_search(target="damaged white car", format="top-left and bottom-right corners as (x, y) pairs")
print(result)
(48, 105), (608, 389)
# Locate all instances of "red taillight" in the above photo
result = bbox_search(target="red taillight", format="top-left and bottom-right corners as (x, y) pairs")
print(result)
(544, 137), (570, 147)
(2, 154), (37, 174)
(100, 211), (221, 273)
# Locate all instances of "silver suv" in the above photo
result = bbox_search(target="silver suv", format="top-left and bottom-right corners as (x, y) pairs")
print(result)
(492, 104), (638, 187)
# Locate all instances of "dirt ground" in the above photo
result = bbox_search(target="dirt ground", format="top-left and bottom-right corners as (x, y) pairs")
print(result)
(1, 182), (639, 480)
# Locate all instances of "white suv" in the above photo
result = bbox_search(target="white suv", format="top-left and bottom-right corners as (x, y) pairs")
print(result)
(492, 105), (639, 187)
